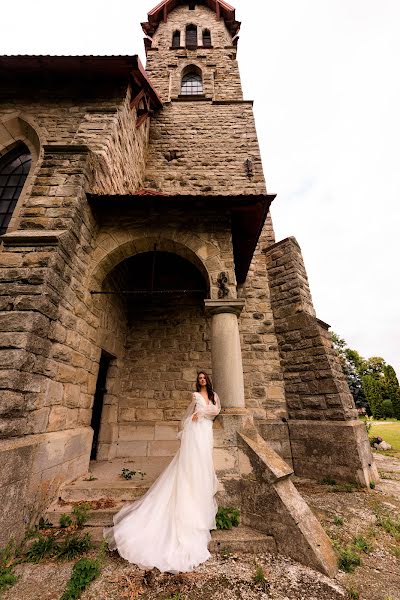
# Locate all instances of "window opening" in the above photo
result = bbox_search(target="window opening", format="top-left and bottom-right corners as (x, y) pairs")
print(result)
(203, 29), (212, 47)
(181, 71), (203, 95)
(186, 24), (198, 49)
(0, 144), (31, 235)
(189, 1), (196, 9)
(172, 30), (181, 48)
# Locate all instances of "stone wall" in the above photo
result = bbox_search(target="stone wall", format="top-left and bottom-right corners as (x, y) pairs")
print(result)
(146, 4), (242, 102)
(109, 298), (212, 459)
(144, 101), (265, 195)
(265, 236), (378, 484)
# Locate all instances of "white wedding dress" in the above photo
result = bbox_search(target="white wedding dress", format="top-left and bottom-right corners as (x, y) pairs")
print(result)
(103, 391), (221, 573)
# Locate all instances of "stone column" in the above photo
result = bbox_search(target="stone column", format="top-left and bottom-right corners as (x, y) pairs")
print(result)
(204, 300), (246, 409)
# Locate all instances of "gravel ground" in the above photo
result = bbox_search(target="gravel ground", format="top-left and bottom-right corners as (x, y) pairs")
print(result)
(2, 451), (399, 600)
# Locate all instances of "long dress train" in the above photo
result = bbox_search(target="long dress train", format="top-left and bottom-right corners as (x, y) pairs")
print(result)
(103, 391), (221, 573)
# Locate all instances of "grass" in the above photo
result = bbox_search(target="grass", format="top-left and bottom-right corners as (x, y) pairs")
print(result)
(216, 507), (240, 530)
(60, 557), (101, 600)
(253, 563), (270, 592)
(0, 542), (18, 593)
(369, 422), (400, 453)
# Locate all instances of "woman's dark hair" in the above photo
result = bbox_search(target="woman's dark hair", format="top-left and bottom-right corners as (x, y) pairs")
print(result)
(196, 371), (215, 404)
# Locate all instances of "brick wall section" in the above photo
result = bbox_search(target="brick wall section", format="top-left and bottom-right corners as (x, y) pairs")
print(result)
(146, 5), (242, 102)
(108, 299), (212, 458)
(265, 237), (358, 421)
(144, 101), (266, 195)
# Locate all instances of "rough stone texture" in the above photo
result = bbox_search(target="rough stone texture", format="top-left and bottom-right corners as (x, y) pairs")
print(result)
(0, 0), (377, 565)
(238, 430), (338, 577)
(146, 5), (242, 103)
(265, 236), (377, 484)
(0, 427), (91, 545)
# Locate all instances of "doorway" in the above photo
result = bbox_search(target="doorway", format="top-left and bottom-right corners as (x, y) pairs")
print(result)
(91, 351), (113, 460)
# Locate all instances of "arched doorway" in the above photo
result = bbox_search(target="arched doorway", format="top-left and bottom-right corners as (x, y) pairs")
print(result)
(93, 248), (211, 461)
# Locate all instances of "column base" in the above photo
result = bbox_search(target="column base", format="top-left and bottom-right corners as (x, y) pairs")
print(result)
(288, 419), (379, 486)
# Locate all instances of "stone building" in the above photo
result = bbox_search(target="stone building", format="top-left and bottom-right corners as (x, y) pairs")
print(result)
(0, 0), (377, 574)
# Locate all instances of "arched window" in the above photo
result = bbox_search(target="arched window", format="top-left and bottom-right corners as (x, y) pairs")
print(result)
(181, 69), (203, 96)
(0, 143), (31, 235)
(172, 30), (181, 48)
(203, 29), (212, 47)
(186, 24), (198, 49)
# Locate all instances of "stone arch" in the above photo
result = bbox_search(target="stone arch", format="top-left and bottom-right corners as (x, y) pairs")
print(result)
(0, 113), (44, 231)
(88, 233), (223, 298)
(180, 63), (204, 96)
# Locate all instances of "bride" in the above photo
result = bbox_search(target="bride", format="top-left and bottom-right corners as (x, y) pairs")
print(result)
(103, 371), (221, 573)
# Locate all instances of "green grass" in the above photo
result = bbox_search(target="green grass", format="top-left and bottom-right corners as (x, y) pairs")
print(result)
(369, 422), (400, 452)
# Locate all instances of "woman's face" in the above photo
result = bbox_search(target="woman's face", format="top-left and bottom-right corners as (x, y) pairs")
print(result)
(198, 373), (207, 387)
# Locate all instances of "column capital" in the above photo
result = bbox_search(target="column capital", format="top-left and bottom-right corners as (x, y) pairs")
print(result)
(204, 299), (245, 317)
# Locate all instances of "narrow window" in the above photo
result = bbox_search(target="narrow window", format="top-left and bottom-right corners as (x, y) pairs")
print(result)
(186, 24), (198, 49)
(189, 1), (196, 9)
(181, 71), (203, 95)
(0, 143), (31, 235)
(172, 30), (181, 48)
(203, 29), (212, 47)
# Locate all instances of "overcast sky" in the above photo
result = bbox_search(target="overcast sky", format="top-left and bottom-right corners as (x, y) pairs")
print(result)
(2, 0), (399, 376)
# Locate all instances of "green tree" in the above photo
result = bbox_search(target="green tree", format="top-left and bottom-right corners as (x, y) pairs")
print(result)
(362, 375), (384, 419)
(359, 356), (386, 379)
(331, 332), (369, 413)
(383, 365), (400, 420)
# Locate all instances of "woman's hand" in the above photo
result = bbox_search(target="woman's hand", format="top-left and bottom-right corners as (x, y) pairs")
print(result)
(192, 413), (199, 421)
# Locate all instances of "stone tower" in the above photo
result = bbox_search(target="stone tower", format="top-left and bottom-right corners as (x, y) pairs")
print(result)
(0, 0), (376, 573)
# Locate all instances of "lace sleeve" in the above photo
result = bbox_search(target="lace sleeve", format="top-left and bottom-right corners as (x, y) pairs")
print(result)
(195, 392), (221, 420)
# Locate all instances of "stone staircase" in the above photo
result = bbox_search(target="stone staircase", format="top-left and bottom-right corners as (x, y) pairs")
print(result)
(45, 457), (276, 555)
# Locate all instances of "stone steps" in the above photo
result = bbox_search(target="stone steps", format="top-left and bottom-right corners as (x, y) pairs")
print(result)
(59, 481), (150, 503)
(80, 525), (276, 555)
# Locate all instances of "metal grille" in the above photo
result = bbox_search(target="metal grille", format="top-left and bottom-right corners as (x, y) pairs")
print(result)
(0, 145), (31, 235)
(181, 72), (203, 95)
(186, 25), (198, 48)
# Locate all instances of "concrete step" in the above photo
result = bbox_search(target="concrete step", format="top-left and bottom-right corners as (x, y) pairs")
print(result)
(46, 504), (121, 528)
(59, 480), (150, 503)
(79, 525), (276, 555)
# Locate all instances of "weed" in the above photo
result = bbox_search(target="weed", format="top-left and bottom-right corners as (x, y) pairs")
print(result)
(220, 545), (233, 559)
(369, 480), (376, 489)
(337, 545), (361, 572)
(83, 474), (97, 481)
(216, 507), (240, 530)
(353, 536), (370, 554)
(253, 563), (270, 592)
(0, 542), (17, 592)
(348, 588), (359, 599)
(38, 517), (53, 529)
(333, 516), (343, 526)
(391, 545), (400, 558)
(56, 533), (92, 561)
(72, 504), (90, 528)
(121, 467), (146, 480)
(60, 513), (73, 528)
(320, 475), (337, 486)
(25, 533), (57, 563)
(331, 483), (356, 493)
(60, 556), (101, 600)
(375, 513), (400, 541)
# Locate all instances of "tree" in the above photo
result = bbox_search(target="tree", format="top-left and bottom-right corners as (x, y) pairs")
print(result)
(331, 332), (369, 413)
(383, 365), (400, 420)
(362, 375), (385, 419)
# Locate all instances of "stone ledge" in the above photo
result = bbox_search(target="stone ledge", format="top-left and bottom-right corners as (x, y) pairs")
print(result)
(42, 144), (90, 154)
(1, 229), (68, 247)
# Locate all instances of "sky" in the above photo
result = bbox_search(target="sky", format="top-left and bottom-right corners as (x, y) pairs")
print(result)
(1, 0), (399, 376)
